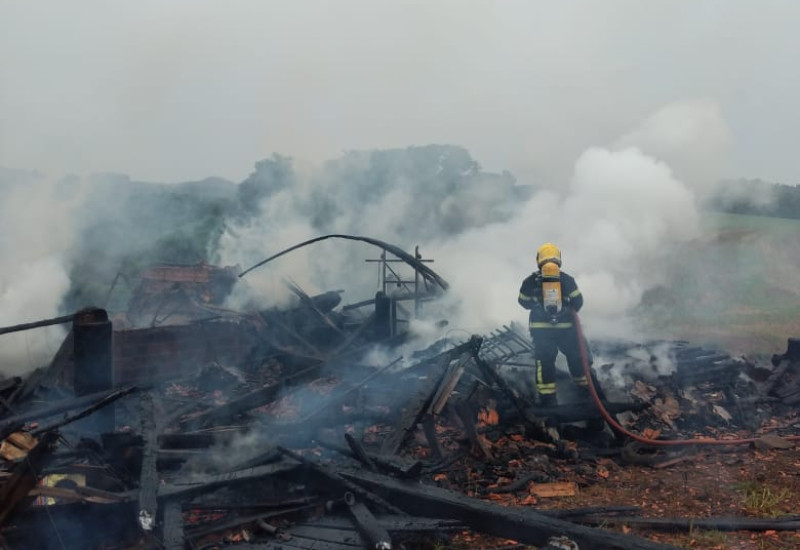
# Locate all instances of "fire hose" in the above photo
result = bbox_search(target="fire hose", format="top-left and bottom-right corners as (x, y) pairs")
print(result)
(572, 311), (800, 447)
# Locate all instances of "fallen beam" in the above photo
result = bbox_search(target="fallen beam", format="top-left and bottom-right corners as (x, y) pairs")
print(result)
(180, 364), (319, 429)
(342, 469), (687, 550)
(157, 460), (299, 500)
(579, 515), (800, 532)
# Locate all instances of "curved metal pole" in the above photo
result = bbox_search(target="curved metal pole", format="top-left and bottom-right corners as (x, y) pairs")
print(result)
(238, 234), (449, 291)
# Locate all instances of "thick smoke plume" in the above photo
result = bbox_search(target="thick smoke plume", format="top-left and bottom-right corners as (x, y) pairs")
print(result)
(0, 170), (73, 375)
(222, 100), (728, 344)
(0, 98), (746, 377)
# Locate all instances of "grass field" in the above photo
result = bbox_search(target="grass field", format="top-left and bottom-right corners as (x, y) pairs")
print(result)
(636, 211), (800, 358)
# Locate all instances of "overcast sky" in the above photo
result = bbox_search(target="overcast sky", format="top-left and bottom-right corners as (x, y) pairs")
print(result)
(1, 0), (798, 185)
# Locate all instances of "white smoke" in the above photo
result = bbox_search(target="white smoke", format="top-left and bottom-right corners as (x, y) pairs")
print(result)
(218, 99), (730, 347)
(615, 99), (733, 195)
(0, 174), (75, 375)
(431, 100), (728, 341)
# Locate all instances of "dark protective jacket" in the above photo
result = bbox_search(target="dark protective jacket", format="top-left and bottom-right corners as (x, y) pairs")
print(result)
(518, 270), (583, 329)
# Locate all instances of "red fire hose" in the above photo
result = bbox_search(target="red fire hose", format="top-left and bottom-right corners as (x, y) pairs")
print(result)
(572, 311), (800, 447)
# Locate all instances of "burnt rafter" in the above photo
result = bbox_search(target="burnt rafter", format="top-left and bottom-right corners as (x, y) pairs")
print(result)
(238, 234), (449, 292)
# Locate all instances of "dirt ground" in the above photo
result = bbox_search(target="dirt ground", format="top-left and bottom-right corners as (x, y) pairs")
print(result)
(442, 441), (800, 550)
(547, 446), (800, 550)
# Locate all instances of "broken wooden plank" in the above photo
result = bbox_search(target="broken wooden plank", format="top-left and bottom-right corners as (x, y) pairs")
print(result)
(454, 400), (493, 460)
(31, 385), (139, 435)
(305, 515), (464, 533)
(0, 385), (142, 431)
(317, 439), (423, 479)
(344, 433), (377, 472)
(162, 500), (184, 550)
(579, 514), (800, 532)
(157, 460), (299, 500)
(379, 341), (475, 455)
(137, 392), (158, 532)
(277, 446), (405, 516)
(345, 491), (392, 550)
(184, 503), (317, 539)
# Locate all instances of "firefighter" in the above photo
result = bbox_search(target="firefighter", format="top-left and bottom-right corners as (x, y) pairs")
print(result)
(518, 243), (588, 407)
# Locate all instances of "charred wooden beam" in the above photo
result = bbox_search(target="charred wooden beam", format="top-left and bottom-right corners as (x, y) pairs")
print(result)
(299, 357), (402, 425)
(231, 540), (361, 550)
(317, 439), (423, 479)
(379, 341), (476, 456)
(308, 515), (464, 533)
(0, 385), (142, 432)
(137, 392), (158, 532)
(579, 514), (800, 532)
(180, 364), (319, 430)
(185, 502), (318, 539)
(342, 469), (686, 550)
(277, 446), (405, 516)
(421, 414), (443, 460)
(162, 500), (184, 550)
(453, 401), (492, 460)
(345, 433), (377, 472)
(28, 484), (133, 504)
(31, 385), (139, 436)
(157, 460), (299, 500)
(469, 338), (555, 443)
(345, 491), (392, 550)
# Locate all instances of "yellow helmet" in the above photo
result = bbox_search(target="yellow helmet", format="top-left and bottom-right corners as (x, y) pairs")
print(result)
(536, 242), (561, 268)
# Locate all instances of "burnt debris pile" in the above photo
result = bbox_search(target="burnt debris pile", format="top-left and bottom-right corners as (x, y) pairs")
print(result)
(1, 241), (799, 550)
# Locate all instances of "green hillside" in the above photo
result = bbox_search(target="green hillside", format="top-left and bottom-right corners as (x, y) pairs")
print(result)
(638, 212), (800, 357)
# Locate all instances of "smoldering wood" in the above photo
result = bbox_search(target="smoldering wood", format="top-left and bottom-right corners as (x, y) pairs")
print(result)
(28, 484), (133, 504)
(0, 385), (142, 433)
(184, 502), (317, 539)
(137, 392), (158, 532)
(421, 414), (444, 460)
(344, 433), (377, 472)
(468, 339), (555, 443)
(453, 400), (493, 460)
(162, 499), (184, 550)
(31, 386), (140, 436)
(342, 469), (687, 550)
(157, 460), (300, 500)
(231, 540), (361, 550)
(345, 492), (392, 550)
(277, 446), (406, 516)
(297, 356), (402, 426)
(578, 514), (800, 532)
(180, 364), (320, 430)
(316, 439), (423, 479)
(308, 515), (464, 533)
(287, 525), (365, 546)
(379, 341), (477, 456)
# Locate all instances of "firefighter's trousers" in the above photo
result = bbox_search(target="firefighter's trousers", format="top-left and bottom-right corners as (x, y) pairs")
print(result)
(531, 324), (588, 397)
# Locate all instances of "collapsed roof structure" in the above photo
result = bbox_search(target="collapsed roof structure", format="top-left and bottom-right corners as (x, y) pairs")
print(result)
(1, 236), (799, 550)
